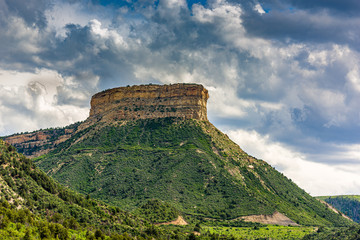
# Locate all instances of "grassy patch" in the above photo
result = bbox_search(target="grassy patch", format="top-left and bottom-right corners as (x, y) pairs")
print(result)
(203, 225), (316, 240)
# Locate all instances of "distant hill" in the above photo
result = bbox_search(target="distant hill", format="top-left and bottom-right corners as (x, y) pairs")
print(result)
(303, 224), (360, 240)
(2, 84), (353, 228)
(317, 195), (360, 223)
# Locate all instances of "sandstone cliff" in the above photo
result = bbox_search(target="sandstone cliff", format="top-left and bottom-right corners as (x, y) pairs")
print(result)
(2, 83), (209, 157)
(3, 127), (76, 158)
(90, 83), (209, 122)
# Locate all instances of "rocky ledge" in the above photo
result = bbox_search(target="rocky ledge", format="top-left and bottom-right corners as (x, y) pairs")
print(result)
(89, 83), (209, 121)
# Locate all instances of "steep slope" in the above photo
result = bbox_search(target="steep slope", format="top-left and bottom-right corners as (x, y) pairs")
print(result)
(2, 84), (353, 228)
(317, 195), (360, 223)
(0, 139), (162, 238)
(33, 118), (351, 227)
(3, 122), (82, 158)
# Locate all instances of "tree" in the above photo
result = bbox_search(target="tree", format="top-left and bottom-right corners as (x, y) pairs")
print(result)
(94, 229), (105, 239)
(23, 229), (32, 240)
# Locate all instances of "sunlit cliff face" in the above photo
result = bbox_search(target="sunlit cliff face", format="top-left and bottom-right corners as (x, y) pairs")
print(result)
(89, 84), (209, 122)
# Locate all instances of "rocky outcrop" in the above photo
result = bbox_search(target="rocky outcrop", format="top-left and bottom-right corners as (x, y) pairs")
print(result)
(3, 128), (76, 158)
(2, 83), (209, 158)
(89, 83), (209, 122)
(240, 211), (299, 226)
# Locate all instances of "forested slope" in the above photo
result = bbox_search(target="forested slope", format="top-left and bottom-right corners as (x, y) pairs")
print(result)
(33, 118), (353, 227)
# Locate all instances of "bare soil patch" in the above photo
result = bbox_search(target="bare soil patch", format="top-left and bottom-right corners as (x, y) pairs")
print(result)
(240, 211), (299, 226)
(155, 216), (188, 226)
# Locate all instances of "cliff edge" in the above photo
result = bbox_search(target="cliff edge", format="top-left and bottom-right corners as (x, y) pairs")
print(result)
(90, 83), (209, 121)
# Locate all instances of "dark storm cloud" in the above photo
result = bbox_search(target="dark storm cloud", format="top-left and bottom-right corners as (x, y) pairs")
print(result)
(250, 0), (360, 16)
(289, 0), (360, 16)
(43, 24), (93, 61)
(4, 0), (49, 28)
(242, 7), (360, 49)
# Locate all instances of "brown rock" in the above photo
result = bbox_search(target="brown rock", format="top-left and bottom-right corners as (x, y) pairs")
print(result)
(240, 211), (299, 226)
(3, 129), (74, 158)
(89, 83), (209, 121)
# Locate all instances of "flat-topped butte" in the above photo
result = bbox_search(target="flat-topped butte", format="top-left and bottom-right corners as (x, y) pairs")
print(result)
(89, 83), (209, 121)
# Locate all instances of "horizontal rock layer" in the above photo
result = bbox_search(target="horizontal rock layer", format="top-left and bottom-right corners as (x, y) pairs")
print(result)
(3, 128), (75, 158)
(89, 83), (209, 121)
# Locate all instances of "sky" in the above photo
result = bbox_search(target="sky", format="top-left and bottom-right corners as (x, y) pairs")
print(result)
(0, 0), (360, 196)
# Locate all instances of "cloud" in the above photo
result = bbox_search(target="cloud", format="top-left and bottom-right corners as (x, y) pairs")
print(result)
(242, 3), (360, 50)
(226, 129), (360, 196)
(288, 0), (360, 16)
(3, 0), (49, 28)
(0, 69), (89, 135)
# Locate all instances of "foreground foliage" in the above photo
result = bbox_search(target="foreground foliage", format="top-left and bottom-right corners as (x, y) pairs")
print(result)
(0, 139), (176, 239)
(134, 199), (180, 223)
(204, 225), (316, 240)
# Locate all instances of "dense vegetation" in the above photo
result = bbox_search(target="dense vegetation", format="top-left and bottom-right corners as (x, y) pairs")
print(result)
(0, 139), (181, 239)
(1, 118), (357, 239)
(318, 195), (360, 223)
(135, 199), (180, 223)
(204, 225), (316, 240)
(303, 225), (360, 240)
(0, 199), (144, 239)
(33, 118), (352, 227)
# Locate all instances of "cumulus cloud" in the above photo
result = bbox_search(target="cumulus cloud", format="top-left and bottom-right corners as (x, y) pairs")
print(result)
(3, 0), (49, 28)
(226, 129), (360, 195)
(0, 69), (89, 135)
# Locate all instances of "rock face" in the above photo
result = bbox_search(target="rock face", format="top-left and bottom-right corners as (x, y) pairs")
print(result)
(2, 83), (209, 158)
(240, 211), (299, 226)
(89, 83), (209, 121)
(3, 128), (76, 158)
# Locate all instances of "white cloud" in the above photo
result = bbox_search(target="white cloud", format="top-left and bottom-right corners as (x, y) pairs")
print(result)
(254, 3), (265, 15)
(207, 86), (252, 118)
(193, 1), (270, 54)
(3, 16), (42, 54)
(226, 129), (360, 196)
(45, 1), (111, 38)
(347, 66), (360, 92)
(89, 19), (128, 50)
(0, 69), (90, 135)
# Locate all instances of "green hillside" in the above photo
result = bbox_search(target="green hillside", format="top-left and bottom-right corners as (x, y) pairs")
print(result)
(317, 195), (360, 223)
(32, 118), (352, 227)
(0, 139), (176, 239)
(303, 225), (360, 240)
